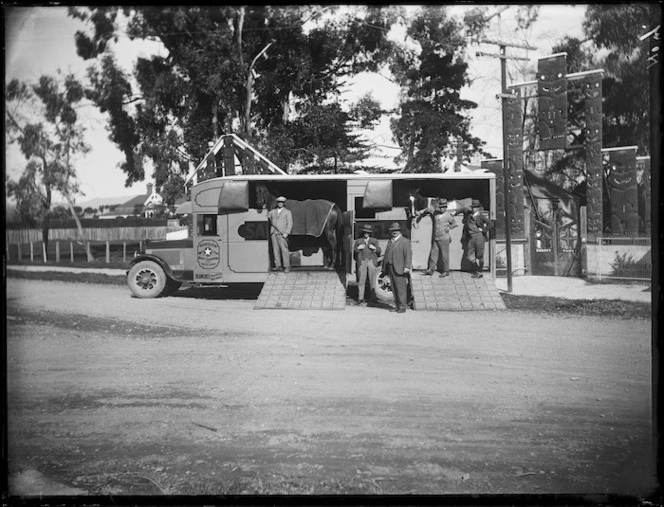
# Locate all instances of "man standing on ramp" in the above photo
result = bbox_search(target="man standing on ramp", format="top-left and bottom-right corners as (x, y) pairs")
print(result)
(420, 198), (458, 278)
(268, 196), (293, 272)
(459, 199), (494, 278)
(382, 222), (412, 313)
(353, 224), (381, 306)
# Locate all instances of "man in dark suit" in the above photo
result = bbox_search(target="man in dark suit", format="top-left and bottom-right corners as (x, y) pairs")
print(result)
(353, 224), (381, 306)
(381, 222), (412, 313)
(458, 199), (494, 278)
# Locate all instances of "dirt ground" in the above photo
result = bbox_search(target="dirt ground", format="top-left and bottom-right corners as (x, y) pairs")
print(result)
(5, 278), (657, 498)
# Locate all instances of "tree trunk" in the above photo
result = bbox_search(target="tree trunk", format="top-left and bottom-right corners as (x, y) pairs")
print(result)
(41, 216), (50, 260)
(245, 71), (254, 139)
(64, 191), (94, 262)
(282, 96), (290, 124)
(212, 99), (220, 140)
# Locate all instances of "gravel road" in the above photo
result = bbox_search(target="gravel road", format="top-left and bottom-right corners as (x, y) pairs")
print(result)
(6, 278), (656, 497)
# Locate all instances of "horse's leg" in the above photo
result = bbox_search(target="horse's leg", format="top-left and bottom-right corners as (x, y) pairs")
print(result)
(325, 221), (336, 269)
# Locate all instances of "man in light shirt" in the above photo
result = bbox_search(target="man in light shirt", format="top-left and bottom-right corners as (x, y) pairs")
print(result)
(419, 198), (457, 278)
(267, 196), (293, 272)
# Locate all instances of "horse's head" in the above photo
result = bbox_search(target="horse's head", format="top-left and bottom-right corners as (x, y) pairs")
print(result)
(407, 188), (426, 217)
(256, 184), (271, 211)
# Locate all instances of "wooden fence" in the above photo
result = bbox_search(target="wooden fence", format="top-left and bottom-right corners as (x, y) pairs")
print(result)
(5, 224), (187, 243)
(5, 225), (189, 264)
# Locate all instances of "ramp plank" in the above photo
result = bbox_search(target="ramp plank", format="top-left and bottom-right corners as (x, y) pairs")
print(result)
(410, 271), (506, 311)
(255, 270), (346, 310)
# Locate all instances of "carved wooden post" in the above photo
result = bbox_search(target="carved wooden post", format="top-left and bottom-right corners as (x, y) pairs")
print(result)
(604, 146), (639, 234)
(504, 95), (525, 240)
(637, 156), (651, 234)
(582, 72), (604, 240)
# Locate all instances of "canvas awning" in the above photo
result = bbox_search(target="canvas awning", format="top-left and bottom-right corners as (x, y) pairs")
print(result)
(362, 180), (393, 209)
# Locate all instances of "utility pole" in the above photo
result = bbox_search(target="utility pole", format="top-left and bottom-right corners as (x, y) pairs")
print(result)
(476, 38), (535, 293)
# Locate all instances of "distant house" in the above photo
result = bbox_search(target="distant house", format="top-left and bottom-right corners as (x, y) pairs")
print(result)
(99, 183), (185, 219)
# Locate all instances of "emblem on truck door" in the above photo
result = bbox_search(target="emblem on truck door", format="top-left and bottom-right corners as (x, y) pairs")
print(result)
(197, 240), (220, 269)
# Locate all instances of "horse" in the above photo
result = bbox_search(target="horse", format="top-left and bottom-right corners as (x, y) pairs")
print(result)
(408, 188), (468, 219)
(407, 188), (439, 228)
(256, 184), (345, 270)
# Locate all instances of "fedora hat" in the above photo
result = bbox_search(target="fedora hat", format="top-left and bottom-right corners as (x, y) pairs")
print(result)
(388, 222), (401, 232)
(471, 199), (481, 208)
(276, 196), (287, 202)
(360, 224), (373, 234)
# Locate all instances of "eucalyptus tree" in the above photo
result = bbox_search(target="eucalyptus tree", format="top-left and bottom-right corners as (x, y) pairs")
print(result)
(69, 6), (396, 191)
(5, 73), (94, 260)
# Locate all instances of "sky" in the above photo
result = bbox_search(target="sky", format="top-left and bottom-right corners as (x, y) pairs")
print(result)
(4, 5), (587, 205)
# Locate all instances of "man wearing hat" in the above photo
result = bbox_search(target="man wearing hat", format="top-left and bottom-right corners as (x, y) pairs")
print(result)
(381, 222), (412, 313)
(420, 198), (458, 278)
(459, 199), (494, 278)
(267, 196), (293, 272)
(353, 224), (382, 306)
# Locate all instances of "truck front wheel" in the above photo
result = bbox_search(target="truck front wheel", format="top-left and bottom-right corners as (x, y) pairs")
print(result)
(128, 260), (167, 298)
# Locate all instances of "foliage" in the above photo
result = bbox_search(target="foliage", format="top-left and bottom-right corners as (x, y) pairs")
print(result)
(502, 294), (651, 320)
(552, 5), (656, 159)
(388, 6), (488, 172)
(5, 72), (92, 257)
(609, 251), (650, 279)
(517, 5), (656, 192)
(68, 6), (397, 187)
(390, 6), (490, 172)
(287, 102), (370, 172)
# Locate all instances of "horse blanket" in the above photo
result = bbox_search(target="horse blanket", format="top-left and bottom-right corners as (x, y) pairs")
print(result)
(284, 199), (334, 237)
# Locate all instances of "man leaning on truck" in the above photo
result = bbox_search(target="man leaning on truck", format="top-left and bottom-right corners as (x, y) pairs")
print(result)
(267, 196), (293, 272)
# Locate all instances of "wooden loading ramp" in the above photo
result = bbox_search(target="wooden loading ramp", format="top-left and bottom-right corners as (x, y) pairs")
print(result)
(254, 270), (346, 310)
(410, 271), (507, 311)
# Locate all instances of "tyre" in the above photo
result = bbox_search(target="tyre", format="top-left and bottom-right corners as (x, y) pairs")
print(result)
(127, 260), (167, 298)
(374, 269), (394, 303)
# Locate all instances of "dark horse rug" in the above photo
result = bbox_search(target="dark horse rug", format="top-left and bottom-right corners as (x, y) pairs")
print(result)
(284, 199), (335, 237)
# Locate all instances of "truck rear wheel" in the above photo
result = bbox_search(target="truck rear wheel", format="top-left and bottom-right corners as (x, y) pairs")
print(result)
(128, 260), (167, 298)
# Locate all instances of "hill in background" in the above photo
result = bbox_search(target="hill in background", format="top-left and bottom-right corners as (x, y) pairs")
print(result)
(75, 196), (134, 210)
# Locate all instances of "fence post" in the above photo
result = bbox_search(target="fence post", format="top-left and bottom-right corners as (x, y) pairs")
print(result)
(42, 242), (47, 262)
(56, 241), (60, 262)
(18, 242), (22, 261)
(123, 242), (127, 263)
(70, 242), (74, 263)
(30, 242), (34, 261)
(106, 240), (110, 263)
(5, 240), (8, 261)
(596, 238), (602, 282)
